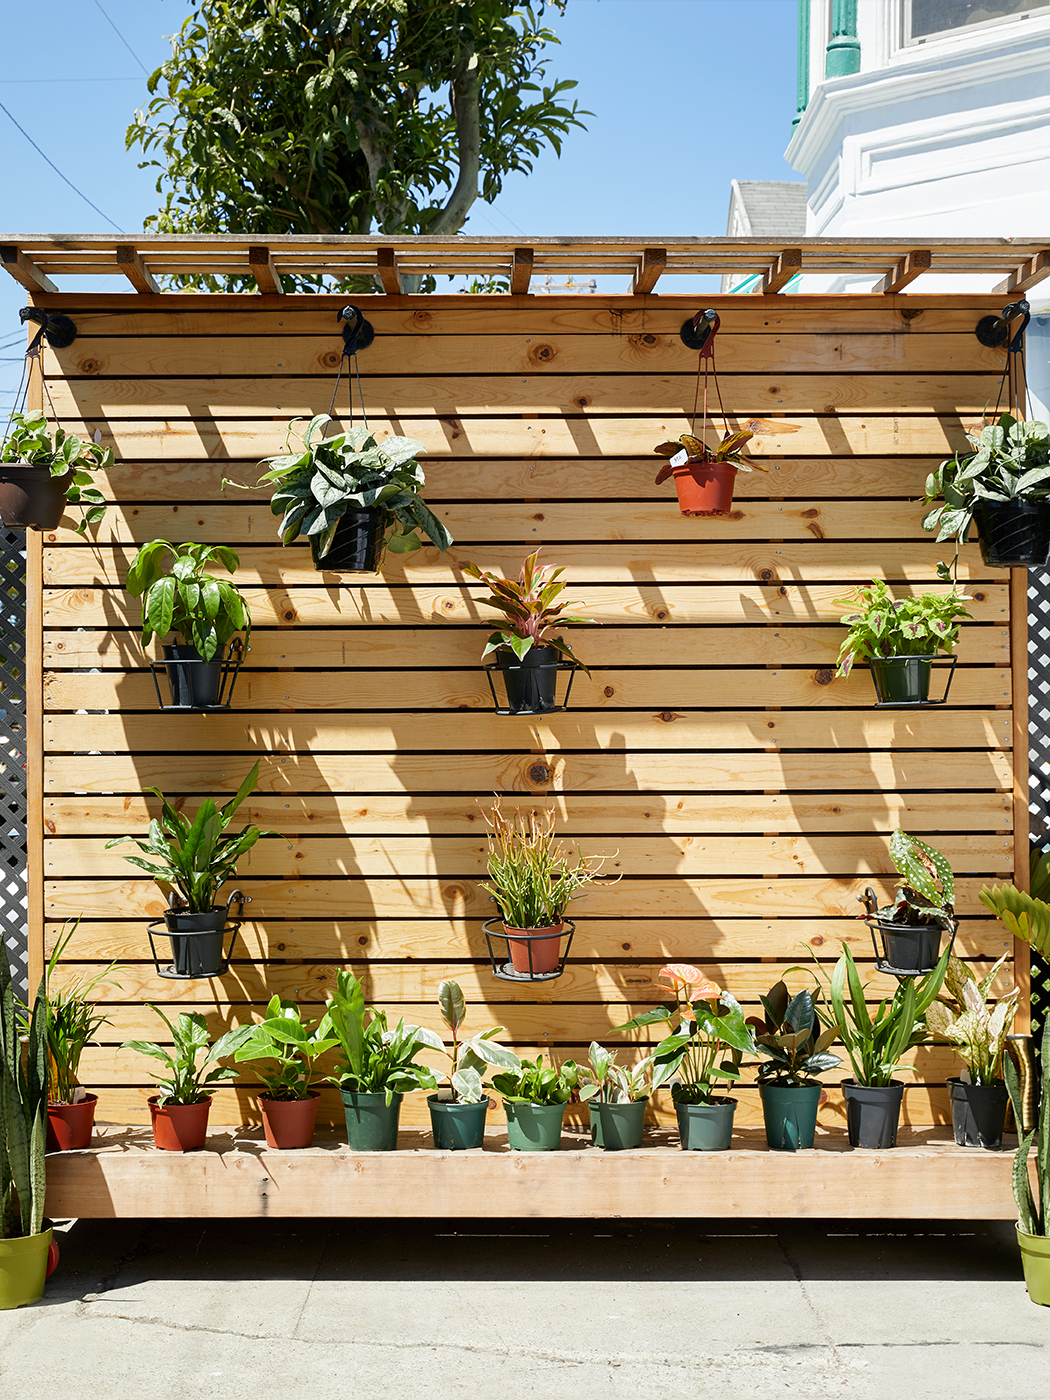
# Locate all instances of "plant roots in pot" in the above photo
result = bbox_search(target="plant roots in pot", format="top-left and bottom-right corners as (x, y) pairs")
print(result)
(1017, 1226), (1050, 1305)
(670, 460), (737, 517)
(340, 1088), (402, 1150)
(759, 1083), (821, 1151)
(260, 1092), (320, 1149)
(974, 500), (1050, 569)
(312, 508), (384, 572)
(0, 465), (70, 530)
(494, 645), (567, 714)
(589, 1099), (647, 1150)
(843, 1080), (903, 1149)
(0, 1226), (53, 1310)
(674, 1096), (736, 1151)
(428, 1095), (491, 1150)
(504, 1100), (565, 1151)
(948, 1078), (1008, 1149)
(46, 1093), (98, 1151)
(149, 1095), (211, 1152)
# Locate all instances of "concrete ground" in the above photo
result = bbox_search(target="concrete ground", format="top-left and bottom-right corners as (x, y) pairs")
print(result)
(0, 1217), (1046, 1399)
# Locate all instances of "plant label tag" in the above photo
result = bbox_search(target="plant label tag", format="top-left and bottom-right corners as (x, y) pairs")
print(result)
(670, 448), (689, 468)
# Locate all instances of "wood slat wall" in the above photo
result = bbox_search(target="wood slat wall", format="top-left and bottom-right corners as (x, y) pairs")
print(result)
(32, 290), (1026, 1131)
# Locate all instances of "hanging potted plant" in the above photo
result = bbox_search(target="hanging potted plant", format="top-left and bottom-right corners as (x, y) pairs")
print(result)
(577, 1041), (652, 1151)
(462, 550), (596, 715)
(125, 541), (251, 710)
(652, 429), (767, 517)
(858, 830), (957, 977)
(106, 763), (276, 979)
(922, 413), (1050, 567)
(233, 995), (339, 1150)
(490, 1054), (579, 1152)
(0, 410), (111, 532)
(926, 954), (1019, 1150)
(324, 970), (441, 1151)
(426, 980), (521, 1150)
(121, 1007), (253, 1151)
(257, 414), (452, 572)
(479, 798), (616, 979)
(751, 979), (841, 1152)
(834, 564), (970, 706)
(1006, 1018), (1050, 1304)
(614, 964), (757, 1152)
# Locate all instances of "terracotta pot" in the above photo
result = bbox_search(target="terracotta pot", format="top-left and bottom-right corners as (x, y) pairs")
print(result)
(503, 922), (564, 975)
(669, 459), (737, 517)
(148, 1095), (211, 1152)
(0, 464), (70, 530)
(46, 1093), (97, 1151)
(259, 1092), (320, 1149)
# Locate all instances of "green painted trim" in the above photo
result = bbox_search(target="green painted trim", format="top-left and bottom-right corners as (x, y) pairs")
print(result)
(793, 0), (811, 129)
(826, 0), (860, 79)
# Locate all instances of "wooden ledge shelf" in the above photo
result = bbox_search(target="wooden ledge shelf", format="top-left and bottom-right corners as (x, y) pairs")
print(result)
(45, 1127), (1016, 1220)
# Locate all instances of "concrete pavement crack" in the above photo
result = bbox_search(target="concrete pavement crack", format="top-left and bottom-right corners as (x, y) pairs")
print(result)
(773, 1231), (847, 1373)
(288, 1223), (330, 1341)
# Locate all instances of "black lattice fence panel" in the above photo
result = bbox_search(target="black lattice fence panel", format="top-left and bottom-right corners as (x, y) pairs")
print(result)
(1027, 567), (1050, 1057)
(0, 528), (26, 1002)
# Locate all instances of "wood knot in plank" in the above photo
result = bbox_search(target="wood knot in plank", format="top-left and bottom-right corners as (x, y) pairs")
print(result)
(321, 351), (340, 368)
(814, 668), (834, 686)
(77, 358), (100, 375)
(528, 343), (556, 365)
(974, 591), (985, 602)
(628, 333), (659, 349)
(412, 311), (432, 327)
(529, 763), (550, 784)
(657, 711), (678, 723)
(603, 686), (615, 697)
(757, 568), (778, 583)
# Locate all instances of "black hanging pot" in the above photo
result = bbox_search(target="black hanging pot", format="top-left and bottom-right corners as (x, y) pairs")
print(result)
(147, 890), (247, 979)
(973, 499), (1050, 568)
(867, 654), (956, 707)
(0, 464), (71, 530)
(843, 1080), (904, 1149)
(312, 508), (384, 572)
(487, 645), (576, 715)
(948, 1077), (1008, 1149)
(859, 886), (949, 977)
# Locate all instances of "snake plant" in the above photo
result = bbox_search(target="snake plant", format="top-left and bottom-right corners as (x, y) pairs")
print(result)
(1007, 1018), (1050, 1237)
(1, 943), (47, 1239)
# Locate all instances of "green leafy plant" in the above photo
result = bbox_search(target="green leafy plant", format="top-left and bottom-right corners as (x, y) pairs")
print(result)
(462, 549), (596, 670)
(490, 1053), (579, 1105)
(324, 969), (441, 1104)
(979, 883), (1050, 957)
(922, 413), (1050, 545)
(576, 1041), (652, 1104)
(866, 830), (957, 933)
(834, 567), (971, 679)
(257, 415), (452, 563)
(38, 922), (120, 1105)
(121, 1006), (253, 1106)
(479, 798), (615, 929)
(105, 762), (276, 914)
(614, 964), (758, 1105)
(1, 941), (46, 1239)
(233, 995), (339, 1101)
(751, 980), (841, 1088)
(432, 980), (520, 1104)
(926, 954), (1019, 1086)
(653, 428), (768, 476)
(1006, 1017), (1050, 1236)
(0, 409), (112, 533)
(125, 540), (251, 662)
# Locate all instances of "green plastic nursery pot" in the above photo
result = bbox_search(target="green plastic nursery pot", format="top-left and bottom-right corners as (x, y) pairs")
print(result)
(843, 1080), (904, 1149)
(428, 1095), (491, 1150)
(674, 1097), (736, 1151)
(0, 1227), (53, 1310)
(589, 1099), (647, 1150)
(759, 1083), (821, 1151)
(868, 656), (932, 705)
(504, 1100), (566, 1151)
(1017, 1227), (1050, 1305)
(340, 1089), (402, 1151)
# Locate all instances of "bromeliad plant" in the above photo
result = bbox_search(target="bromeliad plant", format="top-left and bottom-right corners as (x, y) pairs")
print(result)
(0, 409), (112, 532)
(652, 429), (767, 478)
(233, 996), (339, 1101)
(1, 941), (46, 1240)
(926, 954), (1019, 1086)
(867, 830), (957, 935)
(121, 1007), (253, 1106)
(979, 883), (1050, 958)
(922, 414), (1050, 545)
(834, 566), (971, 679)
(751, 980), (842, 1088)
(614, 964), (758, 1105)
(125, 540), (252, 662)
(462, 549), (596, 671)
(577, 1041), (652, 1104)
(324, 970), (441, 1104)
(432, 980), (521, 1104)
(490, 1053), (579, 1106)
(479, 798), (615, 929)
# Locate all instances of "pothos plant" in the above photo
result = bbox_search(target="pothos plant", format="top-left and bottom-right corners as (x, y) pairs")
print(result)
(0, 410), (113, 532)
(652, 429), (768, 481)
(867, 830), (957, 934)
(922, 414), (1050, 544)
(834, 563), (971, 678)
(462, 549), (596, 670)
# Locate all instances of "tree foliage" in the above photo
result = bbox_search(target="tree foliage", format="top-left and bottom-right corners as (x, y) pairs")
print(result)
(127, 0), (586, 289)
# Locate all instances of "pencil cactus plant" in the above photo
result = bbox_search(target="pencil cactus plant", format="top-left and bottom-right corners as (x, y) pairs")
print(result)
(1, 943), (47, 1240)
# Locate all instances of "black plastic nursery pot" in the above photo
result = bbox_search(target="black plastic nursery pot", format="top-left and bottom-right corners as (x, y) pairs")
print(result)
(148, 891), (246, 979)
(843, 1079), (904, 1149)
(674, 1096), (736, 1151)
(0, 464), (70, 530)
(428, 1095), (491, 1150)
(341, 1089), (403, 1150)
(860, 887), (947, 977)
(589, 1099), (647, 1150)
(867, 654), (956, 707)
(947, 1077), (1008, 1149)
(504, 1100), (566, 1151)
(758, 1083), (821, 1151)
(487, 644), (576, 715)
(973, 499), (1050, 568)
(156, 640), (243, 710)
(311, 508), (384, 572)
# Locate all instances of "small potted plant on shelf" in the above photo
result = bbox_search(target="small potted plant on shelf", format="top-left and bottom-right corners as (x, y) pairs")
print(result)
(0, 410), (111, 532)
(106, 762), (276, 979)
(120, 1006), (253, 1152)
(834, 564), (971, 706)
(490, 1054), (579, 1152)
(427, 980), (521, 1150)
(751, 979), (841, 1152)
(125, 541), (252, 709)
(257, 414), (452, 572)
(922, 413), (1050, 567)
(577, 1041), (652, 1151)
(479, 798), (616, 978)
(652, 429), (767, 517)
(462, 550), (596, 715)
(324, 970), (441, 1151)
(233, 995), (339, 1150)
(614, 964), (758, 1152)
(926, 954), (1019, 1150)
(1006, 1017), (1050, 1305)
(858, 830), (957, 976)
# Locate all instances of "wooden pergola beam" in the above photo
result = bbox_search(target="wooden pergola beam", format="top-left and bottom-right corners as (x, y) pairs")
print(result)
(510, 246), (534, 296)
(874, 249), (932, 295)
(0, 246), (57, 294)
(115, 245), (159, 295)
(632, 247), (666, 295)
(248, 246), (282, 295)
(754, 248), (802, 295)
(994, 249), (1050, 295)
(376, 248), (402, 295)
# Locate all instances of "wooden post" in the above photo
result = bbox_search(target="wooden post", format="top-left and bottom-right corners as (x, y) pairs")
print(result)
(1011, 566), (1032, 1032)
(25, 340), (44, 994)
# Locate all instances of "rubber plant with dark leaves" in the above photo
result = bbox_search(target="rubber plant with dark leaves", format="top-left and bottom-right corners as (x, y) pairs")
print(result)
(751, 981), (841, 1088)
(126, 540), (251, 661)
(462, 548), (596, 672)
(834, 563), (971, 678)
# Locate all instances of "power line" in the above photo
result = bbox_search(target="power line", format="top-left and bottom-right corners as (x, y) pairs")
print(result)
(93, 0), (150, 76)
(0, 100), (123, 232)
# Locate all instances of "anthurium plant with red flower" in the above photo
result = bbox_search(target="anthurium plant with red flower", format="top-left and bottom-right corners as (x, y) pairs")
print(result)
(613, 964), (758, 1105)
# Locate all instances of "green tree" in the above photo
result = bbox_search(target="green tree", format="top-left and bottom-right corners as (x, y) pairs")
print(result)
(127, 0), (586, 289)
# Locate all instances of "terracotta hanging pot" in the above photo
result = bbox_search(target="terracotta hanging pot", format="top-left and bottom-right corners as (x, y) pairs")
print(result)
(502, 921), (565, 975)
(669, 459), (737, 517)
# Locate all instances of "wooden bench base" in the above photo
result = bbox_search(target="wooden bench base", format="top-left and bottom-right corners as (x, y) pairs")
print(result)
(44, 1127), (1017, 1220)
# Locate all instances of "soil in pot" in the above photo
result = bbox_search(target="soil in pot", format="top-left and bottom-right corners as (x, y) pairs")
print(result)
(670, 460), (737, 517)
(759, 1083), (821, 1151)
(589, 1099), (647, 1150)
(504, 1100), (566, 1151)
(428, 1094), (491, 1150)
(149, 1095), (211, 1151)
(260, 1092), (320, 1149)
(312, 508), (384, 572)
(0, 465), (70, 530)
(868, 656), (933, 705)
(495, 644), (564, 714)
(0, 1226), (54, 1310)
(674, 1096), (736, 1151)
(503, 922), (564, 976)
(1017, 1227), (1050, 1305)
(877, 920), (943, 974)
(948, 1078), (1008, 1149)
(162, 643), (225, 708)
(974, 499), (1050, 569)
(164, 908), (228, 978)
(843, 1080), (903, 1149)
(46, 1093), (98, 1152)
(341, 1088), (402, 1150)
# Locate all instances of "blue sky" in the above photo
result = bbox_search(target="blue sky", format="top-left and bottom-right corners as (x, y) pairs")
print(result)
(0, 0), (800, 413)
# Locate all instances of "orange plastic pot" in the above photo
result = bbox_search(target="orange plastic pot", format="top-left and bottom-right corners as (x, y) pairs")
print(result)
(670, 459), (737, 517)
(46, 1094), (97, 1151)
(259, 1092), (320, 1149)
(503, 922), (564, 975)
(148, 1095), (211, 1152)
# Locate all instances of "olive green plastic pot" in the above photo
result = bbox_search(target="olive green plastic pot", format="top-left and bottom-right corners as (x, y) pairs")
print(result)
(589, 1099), (647, 1150)
(1017, 1227), (1050, 1305)
(674, 1096), (736, 1151)
(0, 1227), (52, 1310)
(759, 1083), (821, 1151)
(428, 1095), (490, 1150)
(340, 1088), (402, 1151)
(504, 1100), (565, 1151)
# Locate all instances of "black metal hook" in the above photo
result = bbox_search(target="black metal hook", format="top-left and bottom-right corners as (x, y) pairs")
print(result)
(680, 308), (719, 351)
(975, 298), (1030, 350)
(19, 306), (77, 350)
(338, 305), (375, 355)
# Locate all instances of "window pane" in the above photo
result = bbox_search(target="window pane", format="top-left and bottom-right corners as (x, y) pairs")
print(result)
(910, 0), (1041, 39)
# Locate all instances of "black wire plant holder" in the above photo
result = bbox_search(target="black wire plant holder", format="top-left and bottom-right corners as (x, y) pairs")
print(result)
(149, 637), (245, 711)
(483, 915), (576, 982)
(484, 654), (578, 715)
(147, 890), (248, 981)
(859, 886), (956, 979)
(867, 653), (957, 708)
